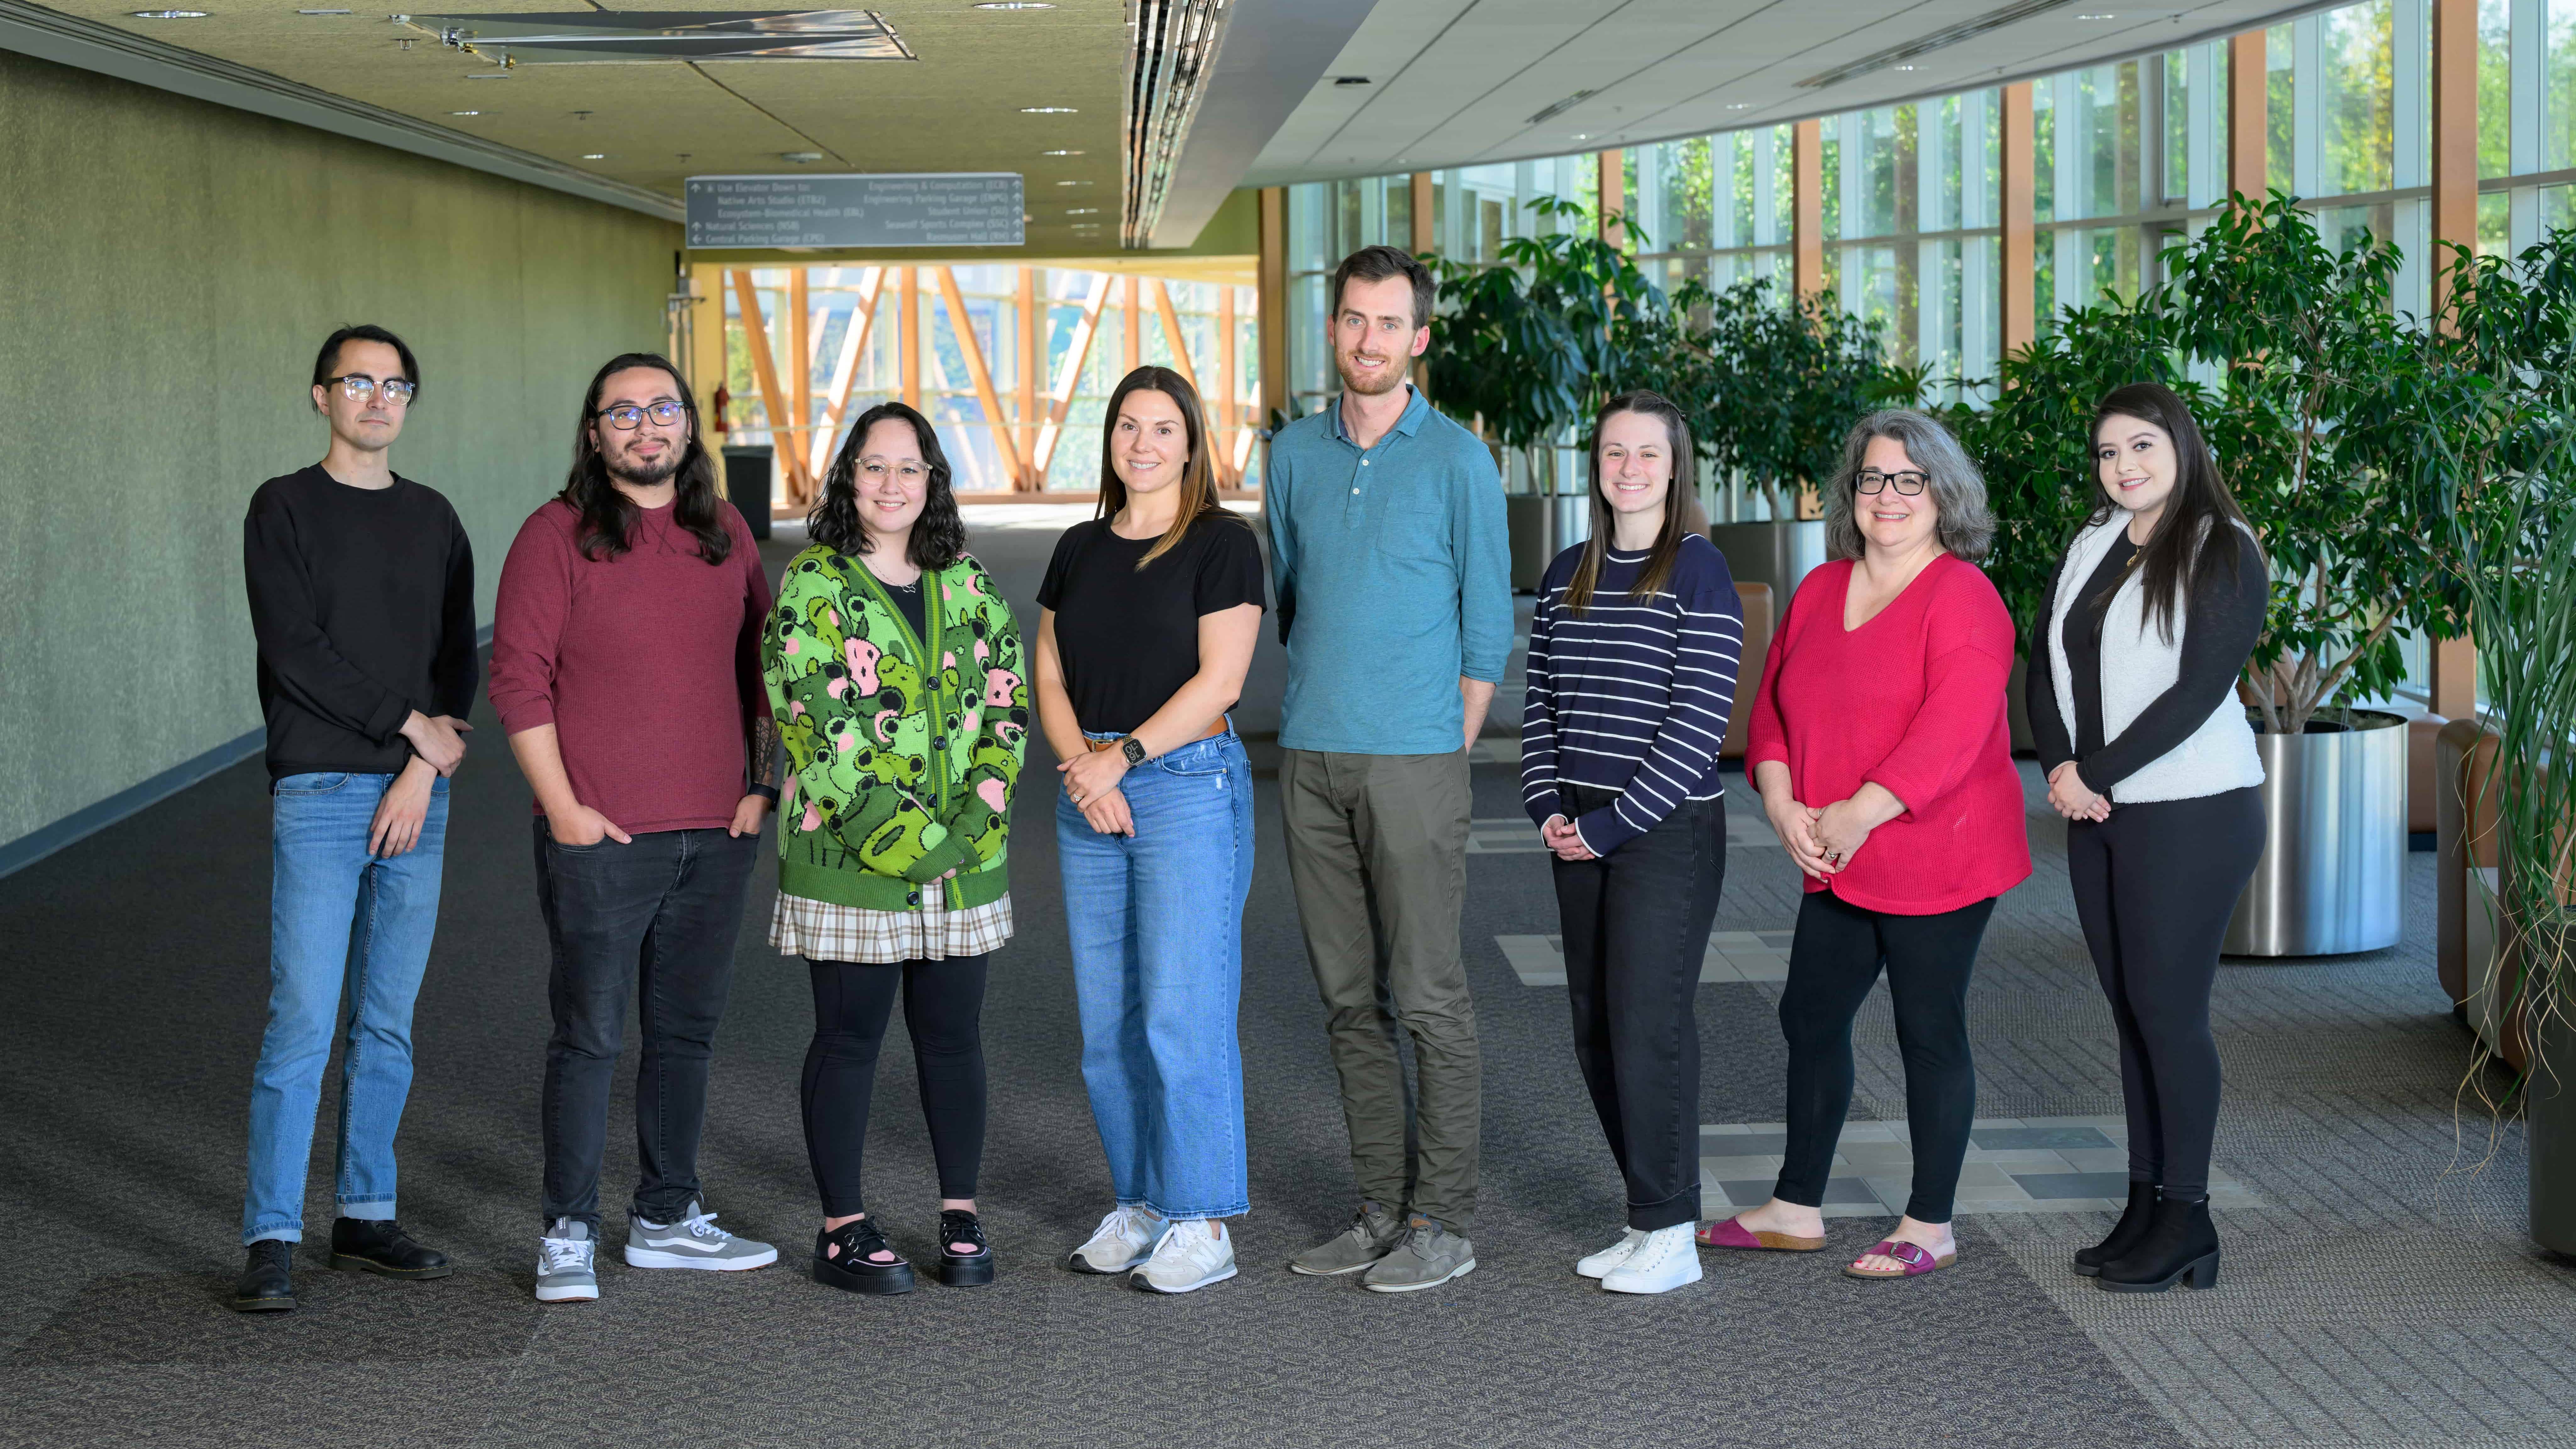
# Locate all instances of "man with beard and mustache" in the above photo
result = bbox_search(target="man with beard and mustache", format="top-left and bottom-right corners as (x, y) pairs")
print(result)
(489, 353), (781, 1304)
(233, 325), (475, 1312)
(1267, 246), (1511, 1293)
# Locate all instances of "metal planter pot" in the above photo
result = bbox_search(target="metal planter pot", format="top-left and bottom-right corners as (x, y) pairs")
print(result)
(1708, 520), (1828, 607)
(2223, 708), (2408, 957)
(1505, 493), (1596, 590)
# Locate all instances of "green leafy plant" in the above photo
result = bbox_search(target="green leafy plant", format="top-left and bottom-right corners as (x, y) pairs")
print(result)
(1705, 277), (1924, 519)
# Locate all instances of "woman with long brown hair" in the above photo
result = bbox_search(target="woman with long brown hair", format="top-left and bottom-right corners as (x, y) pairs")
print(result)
(1034, 365), (1266, 1294)
(1520, 390), (1743, 1294)
(2026, 381), (2266, 1294)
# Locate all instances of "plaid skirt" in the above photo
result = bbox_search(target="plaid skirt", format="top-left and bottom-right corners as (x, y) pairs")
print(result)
(768, 882), (1014, 965)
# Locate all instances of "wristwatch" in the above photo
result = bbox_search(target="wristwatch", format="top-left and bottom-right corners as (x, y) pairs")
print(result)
(1119, 736), (1147, 767)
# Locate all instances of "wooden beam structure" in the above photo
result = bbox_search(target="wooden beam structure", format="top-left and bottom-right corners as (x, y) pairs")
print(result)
(1032, 271), (1114, 478)
(2001, 82), (2036, 359)
(1016, 267), (1041, 489)
(2229, 29), (2268, 202)
(1216, 281), (1238, 487)
(896, 267), (920, 410)
(2431, 0), (2481, 709)
(1409, 172), (1434, 256)
(787, 269), (810, 485)
(1121, 274), (1142, 377)
(1793, 119), (1824, 298)
(1258, 186), (1288, 433)
(815, 268), (886, 478)
(935, 266), (1025, 489)
(1598, 148), (1625, 251)
(1149, 279), (1199, 392)
(728, 268), (809, 503)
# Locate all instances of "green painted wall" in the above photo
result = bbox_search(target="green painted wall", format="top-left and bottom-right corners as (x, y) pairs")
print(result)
(0, 49), (682, 850)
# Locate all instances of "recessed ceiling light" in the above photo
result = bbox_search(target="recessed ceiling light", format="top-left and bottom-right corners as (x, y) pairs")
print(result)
(129, 8), (207, 16)
(1065, 207), (1099, 214)
(582, 152), (606, 159)
(782, 151), (824, 163)
(1569, 132), (1591, 141)
(1726, 102), (1754, 109)
(1054, 179), (1091, 186)
(448, 109), (482, 116)
(973, 2), (1053, 8)
(1893, 64), (1917, 71)
(465, 72), (511, 79)
(1020, 106), (1076, 114)
(1042, 149), (1084, 156)
(2075, 11), (2116, 16)
(296, 7), (351, 12)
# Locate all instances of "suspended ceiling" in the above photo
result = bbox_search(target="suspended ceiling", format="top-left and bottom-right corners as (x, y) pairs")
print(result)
(1248, 0), (2331, 187)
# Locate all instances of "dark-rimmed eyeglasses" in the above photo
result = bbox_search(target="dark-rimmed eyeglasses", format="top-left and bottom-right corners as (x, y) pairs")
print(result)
(323, 374), (415, 406)
(1855, 469), (1929, 496)
(595, 400), (689, 430)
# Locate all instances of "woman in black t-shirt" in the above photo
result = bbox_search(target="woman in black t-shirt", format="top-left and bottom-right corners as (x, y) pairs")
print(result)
(1035, 366), (1266, 1295)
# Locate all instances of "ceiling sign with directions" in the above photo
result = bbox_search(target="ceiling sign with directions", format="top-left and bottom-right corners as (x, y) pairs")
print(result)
(685, 173), (1025, 249)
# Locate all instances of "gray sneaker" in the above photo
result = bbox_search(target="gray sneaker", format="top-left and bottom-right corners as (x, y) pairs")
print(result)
(536, 1218), (598, 1303)
(1288, 1201), (1405, 1277)
(1363, 1215), (1477, 1293)
(625, 1199), (778, 1271)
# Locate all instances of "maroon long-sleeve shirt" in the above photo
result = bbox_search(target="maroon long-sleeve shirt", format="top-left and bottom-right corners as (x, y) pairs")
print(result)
(489, 497), (773, 834)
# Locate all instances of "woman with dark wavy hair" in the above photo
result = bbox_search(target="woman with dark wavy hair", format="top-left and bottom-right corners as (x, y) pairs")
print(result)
(763, 400), (1027, 1297)
(2025, 381), (2265, 1294)
(1035, 366), (1265, 1294)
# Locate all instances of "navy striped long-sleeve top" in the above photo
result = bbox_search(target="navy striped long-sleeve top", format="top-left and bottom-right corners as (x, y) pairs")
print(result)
(1520, 533), (1745, 856)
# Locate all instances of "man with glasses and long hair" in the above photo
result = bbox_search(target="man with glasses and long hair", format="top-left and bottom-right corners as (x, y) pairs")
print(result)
(234, 325), (477, 1311)
(490, 353), (781, 1304)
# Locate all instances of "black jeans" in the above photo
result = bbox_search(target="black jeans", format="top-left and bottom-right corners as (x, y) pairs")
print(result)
(803, 955), (989, 1218)
(1774, 889), (1995, 1224)
(534, 822), (758, 1229)
(1551, 787), (1726, 1231)
(2066, 786), (2264, 1198)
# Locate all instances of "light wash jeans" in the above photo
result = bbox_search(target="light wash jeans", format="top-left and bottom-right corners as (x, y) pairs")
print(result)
(1057, 727), (1254, 1221)
(242, 771), (449, 1244)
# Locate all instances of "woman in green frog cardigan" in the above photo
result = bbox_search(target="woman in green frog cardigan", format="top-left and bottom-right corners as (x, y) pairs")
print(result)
(761, 400), (1027, 1297)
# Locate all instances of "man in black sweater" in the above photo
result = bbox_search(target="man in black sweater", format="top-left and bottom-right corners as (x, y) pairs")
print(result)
(232, 326), (477, 1312)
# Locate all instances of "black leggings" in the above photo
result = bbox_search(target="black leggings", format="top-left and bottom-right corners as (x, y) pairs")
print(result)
(801, 955), (988, 1218)
(2065, 787), (2264, 1198)
(1774, 890), (1995, 1223)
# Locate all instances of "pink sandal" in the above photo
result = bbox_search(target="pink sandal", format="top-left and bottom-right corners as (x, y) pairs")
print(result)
(1844, 1239), (1955, 1280)
(1697, 1217), (1825, 1252)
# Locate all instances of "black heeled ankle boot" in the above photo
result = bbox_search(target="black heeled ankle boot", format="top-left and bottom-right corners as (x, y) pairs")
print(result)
(937, 1209), (994, 1287)
(2073, 1181), (2158, 1277)
(2097, 1192), (2219, 1293)
(814, 1219), (914, 1296)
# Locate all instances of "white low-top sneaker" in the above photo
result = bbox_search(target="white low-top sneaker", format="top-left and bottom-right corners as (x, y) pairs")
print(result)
(1576, 1227), (1649, 1280)
(1130, 1218), (1236, 1295)
(1600, 1223), (1703, 1295)
(1069, 1204), (1167, 1275)
(625, 1199), (778, 1271)
(536, 1218), (599, 1303)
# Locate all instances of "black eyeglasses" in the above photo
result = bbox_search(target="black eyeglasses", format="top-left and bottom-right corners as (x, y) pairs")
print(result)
(1855, 469), (1929, 495)
(323, 374), (415, 406)
(595, 400), (689, 430)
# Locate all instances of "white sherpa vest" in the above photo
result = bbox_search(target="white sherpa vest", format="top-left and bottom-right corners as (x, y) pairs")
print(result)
(2044, 511), (2265, 804)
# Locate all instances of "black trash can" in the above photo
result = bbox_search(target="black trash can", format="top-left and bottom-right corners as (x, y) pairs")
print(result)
(722, 445), (773, 539)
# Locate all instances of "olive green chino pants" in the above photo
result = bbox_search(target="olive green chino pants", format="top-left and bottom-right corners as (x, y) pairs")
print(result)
(1278, 748), (1481, 1236)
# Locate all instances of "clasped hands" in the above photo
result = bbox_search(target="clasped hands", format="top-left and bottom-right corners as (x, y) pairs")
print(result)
(1769, 797), (1888, 881)
(1059, 742), (1134, 837)
(2044, 762), (2110, 823)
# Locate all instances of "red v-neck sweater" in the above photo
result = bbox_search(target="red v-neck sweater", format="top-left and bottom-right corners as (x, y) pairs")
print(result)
(1744, 554), (2031, 915)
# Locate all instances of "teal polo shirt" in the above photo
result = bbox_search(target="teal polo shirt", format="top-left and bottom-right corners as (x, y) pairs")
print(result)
(1264, 386), (1514, 755)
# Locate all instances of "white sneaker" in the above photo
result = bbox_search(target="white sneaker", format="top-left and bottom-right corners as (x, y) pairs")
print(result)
(1069, 1204), (1166, 1275)
(1600, 1223), (1703, 1295)
(1576, 1227), (1649, 1280)
(536, 1218), (598, 1303)
(624, 1199), (778, 1271)
(1129, 1218), (1236, 1294)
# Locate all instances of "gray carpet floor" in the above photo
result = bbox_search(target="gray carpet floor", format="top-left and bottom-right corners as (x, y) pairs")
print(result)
(3, 506), (2569, 1448)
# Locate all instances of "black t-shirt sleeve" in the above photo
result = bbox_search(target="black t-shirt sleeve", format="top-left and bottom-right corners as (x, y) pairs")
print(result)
(2080, 528), (2268, 796)
(1191, 517), (1269, 615)
(1036, 524), (1086, 612)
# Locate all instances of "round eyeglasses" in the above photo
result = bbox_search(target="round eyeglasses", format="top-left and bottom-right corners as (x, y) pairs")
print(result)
(323, 374), (414, 406)
(596, 401), (689, 430)
(1854, 469), (1929, 496)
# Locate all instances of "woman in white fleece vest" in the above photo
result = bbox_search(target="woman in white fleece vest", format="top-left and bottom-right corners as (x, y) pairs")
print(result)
(2024, 381), (2267, 1297)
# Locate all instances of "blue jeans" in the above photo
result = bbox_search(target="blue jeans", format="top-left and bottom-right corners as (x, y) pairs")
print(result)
(1056, 728), (1254, 1220)
(243, 771), (450, 1244)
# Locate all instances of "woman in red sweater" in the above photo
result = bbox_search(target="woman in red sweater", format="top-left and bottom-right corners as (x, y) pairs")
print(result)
(1698, 408), (2030, 1281)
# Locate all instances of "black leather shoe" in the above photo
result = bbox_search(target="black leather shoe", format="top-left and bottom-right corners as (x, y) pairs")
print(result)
(937, 1209), (995, 1287)
(814, 1219), (914, 1295)
(2073, 1180), (2159, 1277)
(328, 1218), (455, 1279)
(2098, 1192), (2220, 1292)
(232, 1240), (296, 1312)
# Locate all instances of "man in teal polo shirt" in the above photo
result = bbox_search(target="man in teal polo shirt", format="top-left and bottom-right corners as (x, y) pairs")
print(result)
(1268, 244), (1512, 1293)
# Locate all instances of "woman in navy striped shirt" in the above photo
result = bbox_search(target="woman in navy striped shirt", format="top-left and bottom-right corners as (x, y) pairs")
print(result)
(1521, 390), (1744, 1295)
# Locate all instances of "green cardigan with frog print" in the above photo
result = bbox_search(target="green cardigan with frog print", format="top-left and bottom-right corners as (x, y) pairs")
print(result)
(762, 546), (1027, 911)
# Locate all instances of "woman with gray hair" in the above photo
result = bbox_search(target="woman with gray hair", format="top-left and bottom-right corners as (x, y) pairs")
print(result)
(1698, 408), (2029, 1280)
